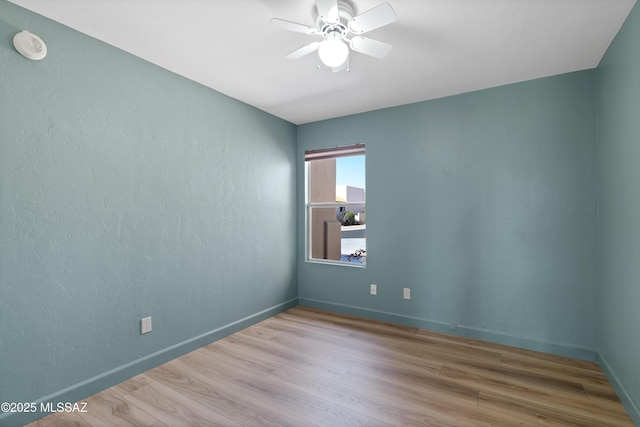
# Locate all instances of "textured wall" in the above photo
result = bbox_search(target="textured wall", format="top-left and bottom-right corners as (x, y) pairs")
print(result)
(6, 0), (636, 423)
(297, 71), (598, 357)
(597, 2), (640, 420)
(0, 0), (297, 411)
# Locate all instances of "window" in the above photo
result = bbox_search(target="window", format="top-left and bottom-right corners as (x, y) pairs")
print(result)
(305, 144), (366, 265)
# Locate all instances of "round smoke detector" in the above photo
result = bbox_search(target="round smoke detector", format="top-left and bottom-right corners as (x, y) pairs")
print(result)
(13, 31), (47, 60)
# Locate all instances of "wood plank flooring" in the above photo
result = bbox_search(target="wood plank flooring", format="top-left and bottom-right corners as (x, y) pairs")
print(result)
(26, 306), (633, 426)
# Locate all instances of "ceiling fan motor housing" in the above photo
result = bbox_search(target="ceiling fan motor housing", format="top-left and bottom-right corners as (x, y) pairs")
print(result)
(314, 0), (355, 37)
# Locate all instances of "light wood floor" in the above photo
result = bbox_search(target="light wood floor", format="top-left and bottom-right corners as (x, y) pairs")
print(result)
(27, 306), (633, 426)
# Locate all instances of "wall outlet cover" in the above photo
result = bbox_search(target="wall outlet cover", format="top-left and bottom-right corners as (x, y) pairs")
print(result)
(141, 316), (152, 334)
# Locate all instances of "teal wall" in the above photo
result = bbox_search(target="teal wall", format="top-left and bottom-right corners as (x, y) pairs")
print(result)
(597, 2), (640, 421)
(297, 71), (599, 359)
(3, 0), (640, 425)
(0, 2), (297, 424)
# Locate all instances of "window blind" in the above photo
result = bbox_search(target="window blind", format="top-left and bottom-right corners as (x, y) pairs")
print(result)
(304, 143), (365, 161)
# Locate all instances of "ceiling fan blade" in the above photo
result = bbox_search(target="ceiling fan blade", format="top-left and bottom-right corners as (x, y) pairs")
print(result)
(348, 2), (397, 34)
(270, 18), (317, 35)
(285, 41), (321, 59)
(316, 0), (340, 24)
(349, 36), (392, 59)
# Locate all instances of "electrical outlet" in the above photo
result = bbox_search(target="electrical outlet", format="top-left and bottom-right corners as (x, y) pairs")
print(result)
(141, 316), (152, 334)
(403, 288), (411, 299)
(370, 284), (377, 295)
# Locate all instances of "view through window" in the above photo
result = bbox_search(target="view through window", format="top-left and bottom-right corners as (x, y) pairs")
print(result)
(305, 144), (366, 265)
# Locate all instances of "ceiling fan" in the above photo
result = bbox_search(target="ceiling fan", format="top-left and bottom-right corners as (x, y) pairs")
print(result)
(270, 0), (397, 72)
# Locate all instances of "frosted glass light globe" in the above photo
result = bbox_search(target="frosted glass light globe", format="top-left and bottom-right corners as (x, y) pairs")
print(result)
(318, 36), (349, 68)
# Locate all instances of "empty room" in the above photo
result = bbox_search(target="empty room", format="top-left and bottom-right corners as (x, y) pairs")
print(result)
(1, 0), (639, 425)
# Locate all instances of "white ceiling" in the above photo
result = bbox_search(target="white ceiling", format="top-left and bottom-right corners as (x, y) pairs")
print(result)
(9, 0), (636, 124)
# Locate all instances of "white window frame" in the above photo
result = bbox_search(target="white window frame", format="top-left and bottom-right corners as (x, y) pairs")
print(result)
(305, 144), (366, 267)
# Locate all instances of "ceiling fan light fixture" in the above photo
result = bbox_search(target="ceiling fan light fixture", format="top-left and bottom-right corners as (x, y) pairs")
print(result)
(318, 32), (349, 68)
(271, 0), (397, 72)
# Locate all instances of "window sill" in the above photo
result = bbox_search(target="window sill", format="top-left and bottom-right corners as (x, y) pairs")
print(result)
(306, 258), (367, 268)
